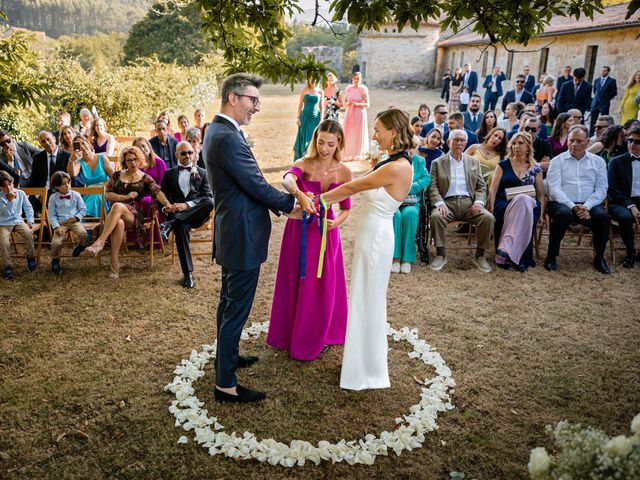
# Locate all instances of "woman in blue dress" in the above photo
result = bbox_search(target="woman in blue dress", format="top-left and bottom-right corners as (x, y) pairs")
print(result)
(488, 132), (545, 272)
(67, 134), (114, 218)
(293, 80), (324, 160)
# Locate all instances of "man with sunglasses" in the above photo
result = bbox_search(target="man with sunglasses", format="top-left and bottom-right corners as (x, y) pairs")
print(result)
(0, 129), (39, 187)
(204, 73), (315, 404)
(501, 74), (534, 113)
(159, 141), (214, 288)
(589, 115), (615, 147)
(522, 117), (552, 172)
(419, 104), (449, 138)
(607, 127), (640, 268)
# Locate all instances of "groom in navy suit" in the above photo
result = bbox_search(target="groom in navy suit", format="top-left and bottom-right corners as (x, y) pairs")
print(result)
(589, 66), (617, 136)
(556, 67), (592, 114)
(203, 73), (312, 403)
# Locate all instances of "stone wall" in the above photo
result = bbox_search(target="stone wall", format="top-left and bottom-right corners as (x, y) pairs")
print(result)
(357, 23), (441, 87)
(301, 46), (343, 77)
(437, 27), (640, 118)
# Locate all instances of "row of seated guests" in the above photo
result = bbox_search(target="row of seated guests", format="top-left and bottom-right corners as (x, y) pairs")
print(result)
(0, 141), (214, 286)
(420, 124), (640, 275)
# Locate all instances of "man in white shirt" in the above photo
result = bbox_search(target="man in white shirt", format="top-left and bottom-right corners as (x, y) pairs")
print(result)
(545, 125), (610, 273)
(427, 129), (494, 272)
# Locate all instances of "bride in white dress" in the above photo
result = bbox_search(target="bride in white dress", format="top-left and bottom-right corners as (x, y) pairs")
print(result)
(320, 109), (414, 390)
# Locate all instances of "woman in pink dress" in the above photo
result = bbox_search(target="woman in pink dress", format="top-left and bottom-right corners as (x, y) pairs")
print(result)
(267, 120), (352, 361)
(342, 72), (369, 161)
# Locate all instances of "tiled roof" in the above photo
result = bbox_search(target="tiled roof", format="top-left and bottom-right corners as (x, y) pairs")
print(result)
(437, 2), (640, 46)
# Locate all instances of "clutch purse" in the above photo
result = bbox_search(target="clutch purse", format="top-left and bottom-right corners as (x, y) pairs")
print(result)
(505, 185), (536, 201)
(401, 194), (418, 207)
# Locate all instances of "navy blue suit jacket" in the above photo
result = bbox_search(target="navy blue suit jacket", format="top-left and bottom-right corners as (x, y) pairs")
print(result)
(463, 111), (483, 132)
(556, 75), (573, 99)
(442, 129), (479, 153)
(591, 76), (617, 112)
(524, 74), (536, 93)
(501, 89), (535, 112)
(149, 135), (178, 169)
(483, 72), (507, 98)
(556, 80), (592, 114)
(463, 71), (478, 94)
(420, 121), (449, 138)
(203, 115), (295, 271)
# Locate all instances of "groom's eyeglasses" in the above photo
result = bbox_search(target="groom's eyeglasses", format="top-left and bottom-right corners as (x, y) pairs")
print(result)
(233, 93), (260, 107)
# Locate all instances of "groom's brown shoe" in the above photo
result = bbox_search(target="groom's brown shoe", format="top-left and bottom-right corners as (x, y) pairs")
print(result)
(237, 355), (259, 368)
(214, 385), (266, 403)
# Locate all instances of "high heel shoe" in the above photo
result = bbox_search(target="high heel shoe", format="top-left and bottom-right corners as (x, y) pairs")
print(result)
(109, 263), (120, 280)
(85, 240), (105, 256)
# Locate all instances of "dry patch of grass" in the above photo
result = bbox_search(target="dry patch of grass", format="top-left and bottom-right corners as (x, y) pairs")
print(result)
(1, 86), (639, 479)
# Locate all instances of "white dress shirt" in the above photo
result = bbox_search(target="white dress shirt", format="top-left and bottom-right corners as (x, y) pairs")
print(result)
(177, 166), (196, 208)
(631, 155), (640, 198)
(491, 76), (498, 93)
(514, 89), (524, 102)
(446, 156), (471, 198)
(216, 112), (241, 132)
(548, 150), (608, 210)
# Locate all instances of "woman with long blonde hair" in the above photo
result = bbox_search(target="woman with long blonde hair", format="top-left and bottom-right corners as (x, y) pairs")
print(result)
(620, 70), (640, 123)
(488, 131), (544, 271)
(268, 119), (351, 361)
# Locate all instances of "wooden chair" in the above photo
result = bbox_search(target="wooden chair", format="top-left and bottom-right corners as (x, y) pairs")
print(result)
(170, 212), (214, 266)
(46, 186), (106, 265)
(11, 187), (48, 263)
(119, 204), (165, 268)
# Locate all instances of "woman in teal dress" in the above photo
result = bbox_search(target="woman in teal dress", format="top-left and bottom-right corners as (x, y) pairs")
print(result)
(293, 80), (324, 160)
(67, 134), (114, 218)
(391, 152), (431, 274)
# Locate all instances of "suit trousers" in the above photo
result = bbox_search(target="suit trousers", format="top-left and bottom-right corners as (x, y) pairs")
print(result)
(0, 223), (35, 267)
(170, 198), (214, 275)
(50, 222), (88, 258)
(484, 92), (499, 112)
(215, 266), (260, 388)
(546, 201), (610, 259)
(608, 199), (640, 255)
(430, 196), (494, 251)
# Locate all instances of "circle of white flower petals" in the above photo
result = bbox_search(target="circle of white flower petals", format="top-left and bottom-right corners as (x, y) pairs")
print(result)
(164, 321), (456, 467)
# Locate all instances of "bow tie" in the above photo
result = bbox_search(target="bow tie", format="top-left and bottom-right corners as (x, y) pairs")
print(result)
(179, 166), (192, 171)
(59, 195), (71, 200)
(632, 156), (640, 162)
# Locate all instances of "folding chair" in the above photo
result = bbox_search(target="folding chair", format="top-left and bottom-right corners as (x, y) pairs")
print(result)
(170, 212), (214, 266)
(120, 204), (165, 268)
(47, 186), (106, 265)
(12, 187), (48, 263)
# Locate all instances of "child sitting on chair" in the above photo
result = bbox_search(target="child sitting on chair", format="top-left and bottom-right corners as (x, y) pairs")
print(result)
(48, 171), (88, 275)
(0, 170), (36, 279)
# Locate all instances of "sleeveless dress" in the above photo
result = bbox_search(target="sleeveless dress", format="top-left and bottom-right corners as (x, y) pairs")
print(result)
(80, 154), (110, 218)
(342, 85), (369, 161)
(340, 154), (409, 390)
(293, 93), (321, 160)
(493, 159), (542, 270)
(267, 166), (351, 361)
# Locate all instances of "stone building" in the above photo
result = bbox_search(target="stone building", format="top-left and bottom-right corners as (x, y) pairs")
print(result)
(436, 2), (640, 115)
(357, 22), (441, 86)
(357, 3), (640, 115)
(301, 46), (343, 78)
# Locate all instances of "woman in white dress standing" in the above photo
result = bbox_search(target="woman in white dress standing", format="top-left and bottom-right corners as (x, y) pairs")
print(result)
(320, 109), (414, 390)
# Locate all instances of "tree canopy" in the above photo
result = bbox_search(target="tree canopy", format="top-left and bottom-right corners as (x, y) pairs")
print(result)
(151, 0), (639, 86)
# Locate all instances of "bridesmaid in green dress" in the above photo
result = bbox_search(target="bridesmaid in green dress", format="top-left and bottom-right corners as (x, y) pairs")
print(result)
(293, 79), (324, 160)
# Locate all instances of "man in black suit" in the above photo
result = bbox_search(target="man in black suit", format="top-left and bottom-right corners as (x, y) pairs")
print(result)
(203, 73), (315, 403)
(522, 117), (552, 172)
(149, 120), (178, 168)
(589, 66), (617, 136)
(555, 65), (573, 101)
(607, 127), (640, 268)
(501, 74), (535, 112)
(0, 129), (39, 186)
(556, 67), (592, 114)
(522, 65), (536, 92)
(27, 131), (69, 212)
(160, 141), (214, 288)
(463, 94), (483, 132)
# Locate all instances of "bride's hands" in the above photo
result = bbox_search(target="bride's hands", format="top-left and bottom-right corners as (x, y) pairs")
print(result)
(296, 191), (317, 215)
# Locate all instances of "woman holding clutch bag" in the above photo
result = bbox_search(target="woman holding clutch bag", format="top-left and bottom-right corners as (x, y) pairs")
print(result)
(488, 132), (544, 272)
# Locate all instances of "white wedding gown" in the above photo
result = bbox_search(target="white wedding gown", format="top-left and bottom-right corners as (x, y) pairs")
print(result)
(340, 186), (402, 390)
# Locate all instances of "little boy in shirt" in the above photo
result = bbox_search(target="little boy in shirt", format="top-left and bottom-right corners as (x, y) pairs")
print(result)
(48, 171), (88, 275)
(460, 86), (470, 112)
(0, 170), (36, 279)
